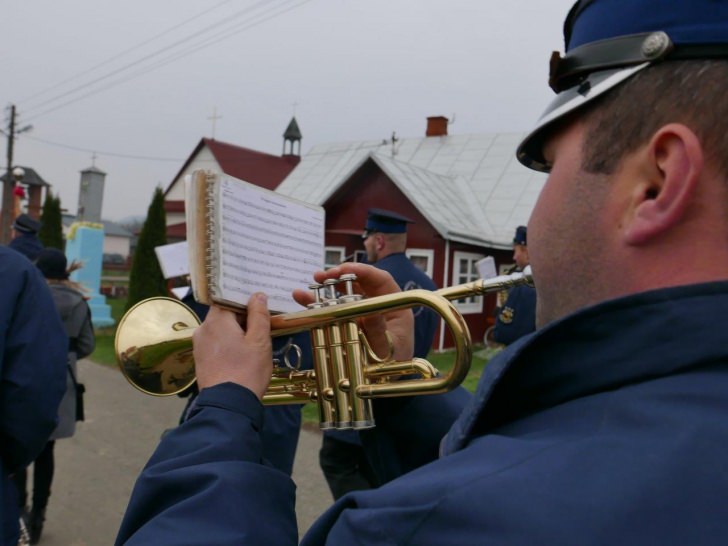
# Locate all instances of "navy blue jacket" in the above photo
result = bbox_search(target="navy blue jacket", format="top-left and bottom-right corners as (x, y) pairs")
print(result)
(323, 252), (441, 449)
(324, 252), (463, 481)
(117, 281), (728, 545)
(492, 283), (536, 345)
(7, 233), (43, 262)
(180, 288), (311, 476)
(374, 253), (437, 358)
(0, 248), (67, 546)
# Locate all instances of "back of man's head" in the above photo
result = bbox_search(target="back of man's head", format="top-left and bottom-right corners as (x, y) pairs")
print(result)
(12, 213), (41, 236)
(518, 0), (728, 175)
(363, 208), (413, 260)
(518, 0), (728, 326)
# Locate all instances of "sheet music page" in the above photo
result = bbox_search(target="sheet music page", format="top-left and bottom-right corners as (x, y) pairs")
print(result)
(476, 256), (497, 280)
(155, 241), (190, 280)
(214, 176), (324, 313)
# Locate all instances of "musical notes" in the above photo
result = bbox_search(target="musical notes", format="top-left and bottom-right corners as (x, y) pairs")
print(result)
(196, 174), (324, 314)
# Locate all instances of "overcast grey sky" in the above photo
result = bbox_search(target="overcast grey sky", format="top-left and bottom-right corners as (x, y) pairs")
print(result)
(3, 0), (575, 222)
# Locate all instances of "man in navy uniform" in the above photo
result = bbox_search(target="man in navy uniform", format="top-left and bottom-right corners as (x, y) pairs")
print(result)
(320, 208), (443, 498)
(361, 208), (437, 357)
(117, 1), (728, 544)
(8, 213), (43, 262)
(492, 225), (536, 345)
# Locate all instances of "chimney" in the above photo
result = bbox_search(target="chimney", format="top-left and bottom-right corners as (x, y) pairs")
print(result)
(426, 116), (449, 137)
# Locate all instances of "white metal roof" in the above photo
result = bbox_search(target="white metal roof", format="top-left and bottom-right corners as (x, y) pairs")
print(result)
(276, 132), (547, 249)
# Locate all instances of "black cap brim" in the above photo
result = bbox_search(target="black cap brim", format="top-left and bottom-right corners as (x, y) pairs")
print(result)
(516, 63), (649, 172)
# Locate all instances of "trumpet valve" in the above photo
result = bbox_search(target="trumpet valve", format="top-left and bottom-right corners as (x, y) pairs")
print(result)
(338, 273), (362, 303)
(322, 279), (340, 306)
(307, 283), (325, 309)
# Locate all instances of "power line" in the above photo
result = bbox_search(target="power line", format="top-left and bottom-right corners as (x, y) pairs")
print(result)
(18, 0), (235, 106)
(21, 0), (309, 121)
(22, 0), (272, 115)
(24, 134), (184, 162)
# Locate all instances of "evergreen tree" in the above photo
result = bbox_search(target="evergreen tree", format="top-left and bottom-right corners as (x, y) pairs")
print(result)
(38, 191), (64, 249)
(125, 186), (168, 311)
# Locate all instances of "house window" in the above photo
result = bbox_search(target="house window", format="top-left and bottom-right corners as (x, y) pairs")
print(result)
(324, 247), (345, 268)
(353, 250), (368, 263)
(499, 263), (516, 275)
(406, 248), (434, 278)
(452, 251), (485, 313)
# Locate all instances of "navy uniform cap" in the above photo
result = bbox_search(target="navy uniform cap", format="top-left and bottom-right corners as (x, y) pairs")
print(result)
(364, 208), (414, 234)
(513, 225), (527, 246)
(517, 0), (728, 172)
(12, 213), (41, 234)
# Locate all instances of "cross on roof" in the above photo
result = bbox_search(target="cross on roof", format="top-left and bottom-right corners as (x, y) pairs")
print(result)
(208, 107), (222, 139)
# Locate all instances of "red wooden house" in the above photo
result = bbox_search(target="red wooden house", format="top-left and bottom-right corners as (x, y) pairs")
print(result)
(276, 117), (547, 350)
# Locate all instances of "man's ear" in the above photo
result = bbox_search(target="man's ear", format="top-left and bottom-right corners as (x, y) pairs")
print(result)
(623, 123), (703, 245)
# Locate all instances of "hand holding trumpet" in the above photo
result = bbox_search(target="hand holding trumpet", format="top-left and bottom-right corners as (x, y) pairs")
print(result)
(193, 263), (413, 400)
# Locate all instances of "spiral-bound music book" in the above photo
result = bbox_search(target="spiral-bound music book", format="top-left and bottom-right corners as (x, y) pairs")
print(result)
(184, 170), (325, 314)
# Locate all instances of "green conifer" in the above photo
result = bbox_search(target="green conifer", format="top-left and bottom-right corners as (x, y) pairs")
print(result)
(125, 187), (168, 311)
(38, 191), (64, 249)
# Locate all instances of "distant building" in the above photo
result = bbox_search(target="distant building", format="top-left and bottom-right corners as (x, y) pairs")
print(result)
(163, 118), (302, 241)
(0, 166), (50, 220)
(276, 116), (547, 350)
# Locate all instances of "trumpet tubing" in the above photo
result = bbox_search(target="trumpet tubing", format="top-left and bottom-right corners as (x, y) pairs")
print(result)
(116, 267), (533, 430)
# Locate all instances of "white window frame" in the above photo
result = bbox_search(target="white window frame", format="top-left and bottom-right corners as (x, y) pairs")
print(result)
(451, 251), (485, 313)
(324, 246), (345, 268)
(406, 248), (434, 278)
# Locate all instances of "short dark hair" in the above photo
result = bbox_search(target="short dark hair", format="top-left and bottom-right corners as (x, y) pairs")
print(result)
(580, 60), (728, 177)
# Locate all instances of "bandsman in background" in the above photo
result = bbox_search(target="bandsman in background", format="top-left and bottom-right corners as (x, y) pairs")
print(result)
(7, 214), (43, 262)
(492, 225), (536, 345)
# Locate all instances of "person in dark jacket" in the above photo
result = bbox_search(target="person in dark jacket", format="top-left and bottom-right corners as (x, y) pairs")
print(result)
(116, 1), (728, 544)
(177, 288), (313, 476)
(7, 213), (43, 262)
(319, 208), (449, 499)
(13, 249), (95, 544)
(0, 247), (66, 546)
(492, 225), (536, 345)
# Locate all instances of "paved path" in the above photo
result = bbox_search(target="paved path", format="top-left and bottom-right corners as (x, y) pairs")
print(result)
(35, 359), (332, 545)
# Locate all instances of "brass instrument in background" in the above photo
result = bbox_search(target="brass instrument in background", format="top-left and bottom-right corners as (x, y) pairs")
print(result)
(115, 267), (533, 430)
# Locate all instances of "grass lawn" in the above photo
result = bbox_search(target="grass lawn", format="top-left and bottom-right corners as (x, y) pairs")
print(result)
(91, 298), (128, 367)
(94, 297), (501, 424)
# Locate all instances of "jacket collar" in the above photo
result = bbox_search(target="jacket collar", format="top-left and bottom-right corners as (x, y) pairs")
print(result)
(441, 281), (728, 456)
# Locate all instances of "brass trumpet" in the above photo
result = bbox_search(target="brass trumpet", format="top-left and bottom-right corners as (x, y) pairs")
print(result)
(115, 267), (532, 430)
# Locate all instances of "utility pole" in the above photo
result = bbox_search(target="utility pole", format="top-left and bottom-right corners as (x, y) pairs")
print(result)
(1, 104), (32, 244)
(2, 105), (18, 244)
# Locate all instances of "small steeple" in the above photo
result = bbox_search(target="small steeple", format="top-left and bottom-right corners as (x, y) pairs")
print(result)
(282, 116), (302, 156)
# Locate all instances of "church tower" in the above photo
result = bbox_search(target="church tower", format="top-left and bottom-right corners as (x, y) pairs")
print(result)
(282, 116), (302, 157)
(77, 165), (106, 223)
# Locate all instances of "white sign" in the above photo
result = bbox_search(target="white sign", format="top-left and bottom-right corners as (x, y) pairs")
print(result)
(154, 241), (190, 279)
(476, 256), (497, 280)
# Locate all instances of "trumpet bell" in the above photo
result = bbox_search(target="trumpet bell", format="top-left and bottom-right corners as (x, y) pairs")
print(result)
(115, 297), (201, 396)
